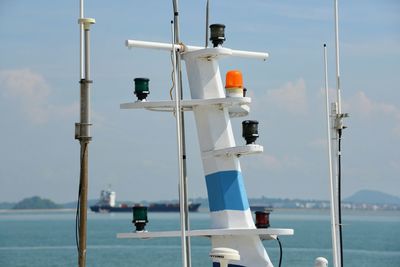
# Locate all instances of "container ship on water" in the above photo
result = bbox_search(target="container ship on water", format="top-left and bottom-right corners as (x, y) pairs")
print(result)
(90, 189), (201, 213)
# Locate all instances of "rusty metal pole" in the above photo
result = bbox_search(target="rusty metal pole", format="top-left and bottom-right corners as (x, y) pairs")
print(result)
(78, 142), (89, 267)
(76, 17), (95, 267)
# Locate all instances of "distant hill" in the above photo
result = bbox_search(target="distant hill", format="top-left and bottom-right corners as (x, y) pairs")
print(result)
(2, 190), (399, 211)
(0, 202), (15, 209)
(344, 190), (400, 205)
(13, 196), (62, 209)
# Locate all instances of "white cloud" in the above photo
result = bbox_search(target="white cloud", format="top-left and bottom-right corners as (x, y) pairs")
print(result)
(52, 101), (79, 119)
(259, 153), (282, 170)
(347, 91), (400, 137)
(243, 152), (309, 171)
(264, 78), (308, 115)
(0, 69), (77, 124)
(282, 155), (305, 169)
(241, 152), (282, 171)
(349, 91), (400, 118)
(0, 69), (50, 123)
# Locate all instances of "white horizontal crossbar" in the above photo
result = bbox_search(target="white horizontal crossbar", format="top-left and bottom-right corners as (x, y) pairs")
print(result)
(125, 39), (268, 60)
(120, 97), (251, 112)
(117, 228), (294, 241)
(202, 144), (264, 158)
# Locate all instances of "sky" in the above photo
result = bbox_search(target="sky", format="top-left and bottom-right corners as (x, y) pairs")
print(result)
(0, 0), (399, 203)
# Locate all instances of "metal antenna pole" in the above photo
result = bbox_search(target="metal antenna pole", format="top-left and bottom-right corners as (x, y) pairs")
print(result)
(76, 17), (95, 267)
(333, 1), (349, 266)
(205, 0), (210, 47)
(171, 20), (188, 267)
(172, 1), (191, 267)
(79, 0), (84, 79)
(324, 44), (339, 267)
(334, 0), (342, 115)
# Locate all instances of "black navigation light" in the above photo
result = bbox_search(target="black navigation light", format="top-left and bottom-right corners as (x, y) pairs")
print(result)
(242, 120), (259, 144)
(255, 210), (270, 229)
(134, 78), (150, 101)
(210, 24), (226, 47)
(132, 206), (148, 232)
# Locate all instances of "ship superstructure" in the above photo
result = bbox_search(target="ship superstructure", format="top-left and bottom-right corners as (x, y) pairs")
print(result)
(90, 189), (201, 213)
(73, 1), (344, 266)
(117, 26), (296, 267)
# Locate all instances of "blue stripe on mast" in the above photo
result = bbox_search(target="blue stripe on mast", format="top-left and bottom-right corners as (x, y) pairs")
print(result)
(205, 170), (249, 212)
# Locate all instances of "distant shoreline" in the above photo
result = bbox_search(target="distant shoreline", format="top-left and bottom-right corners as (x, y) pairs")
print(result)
(0, 208), (76, 213)
(1, 208), (400, 215)
(2, 190), (399, 211)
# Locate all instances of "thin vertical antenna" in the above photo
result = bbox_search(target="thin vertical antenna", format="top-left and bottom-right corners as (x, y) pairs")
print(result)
(334, 1), (346, 266)
(172, 1), (191, 266)
(324, 44), (339, 267)
(79, 0), (84, 79)
(77, 17), (96, 267)
(334, 0), (342, 114)
(205, 0), (210, 47)
(77, 2), (84, 266)
(76, 1), (95, 266)
(171, 21), (188, 267)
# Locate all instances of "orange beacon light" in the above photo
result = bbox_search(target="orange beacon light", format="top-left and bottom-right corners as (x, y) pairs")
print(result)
(225, 70), (244, 97)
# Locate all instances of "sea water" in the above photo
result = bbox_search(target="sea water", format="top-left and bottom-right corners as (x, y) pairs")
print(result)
(0, 209), (399, 267)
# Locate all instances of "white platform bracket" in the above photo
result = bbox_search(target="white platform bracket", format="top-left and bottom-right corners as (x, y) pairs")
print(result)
(117, 228), (294, 241)
(202, 144), (263, 158)
(120, 97), (251, 118)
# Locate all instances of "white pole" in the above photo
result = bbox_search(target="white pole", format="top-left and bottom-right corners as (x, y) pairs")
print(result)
(125, 40), (269, 60)
(334, 0), (342, 115)
(205, 0), (210, 48)
(171, 22), (187, 267)
(324, 44), (339, 267)
(334, 1), (344, 265)
(172, 1), (191, 265)
(79, 0), (84, 79)
(77, 16), (95, 267)
(332, 102), (342, 267)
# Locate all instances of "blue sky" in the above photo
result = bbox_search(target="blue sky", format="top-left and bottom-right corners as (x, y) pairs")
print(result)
(0, 0), (399, 203)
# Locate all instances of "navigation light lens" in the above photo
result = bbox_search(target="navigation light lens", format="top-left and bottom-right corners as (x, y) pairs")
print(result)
(210, 24), (226, 47)
(242, 120), (259, 145)
(132, 206), (148, 232)
(134, 78), (150, 101)
(255, 211), (270, 228)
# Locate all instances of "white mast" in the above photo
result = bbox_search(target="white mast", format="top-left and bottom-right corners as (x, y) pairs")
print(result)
(332, 1), (348, 266)
(171, 1), (191, 266)
(334, 0), (342, 115)
(76, 1), (95, 267)
(324, 44), (339, 267)
(205, 0), (210, 47)
(171, 20), (188, 267)
(79, 0), (84, 79)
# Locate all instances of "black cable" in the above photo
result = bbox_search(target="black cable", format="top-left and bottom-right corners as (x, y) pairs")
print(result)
(338, 129), (344, 266)
(75, 186), (81, 252)
(76, 142), (87, 253)
(276, 237), (283, 267)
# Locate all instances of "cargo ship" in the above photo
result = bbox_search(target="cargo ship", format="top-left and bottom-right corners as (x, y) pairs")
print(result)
(90, 190), (201, 213)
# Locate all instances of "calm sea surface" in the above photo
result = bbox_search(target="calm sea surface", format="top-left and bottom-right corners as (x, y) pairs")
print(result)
(0, 209), (399, 267)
